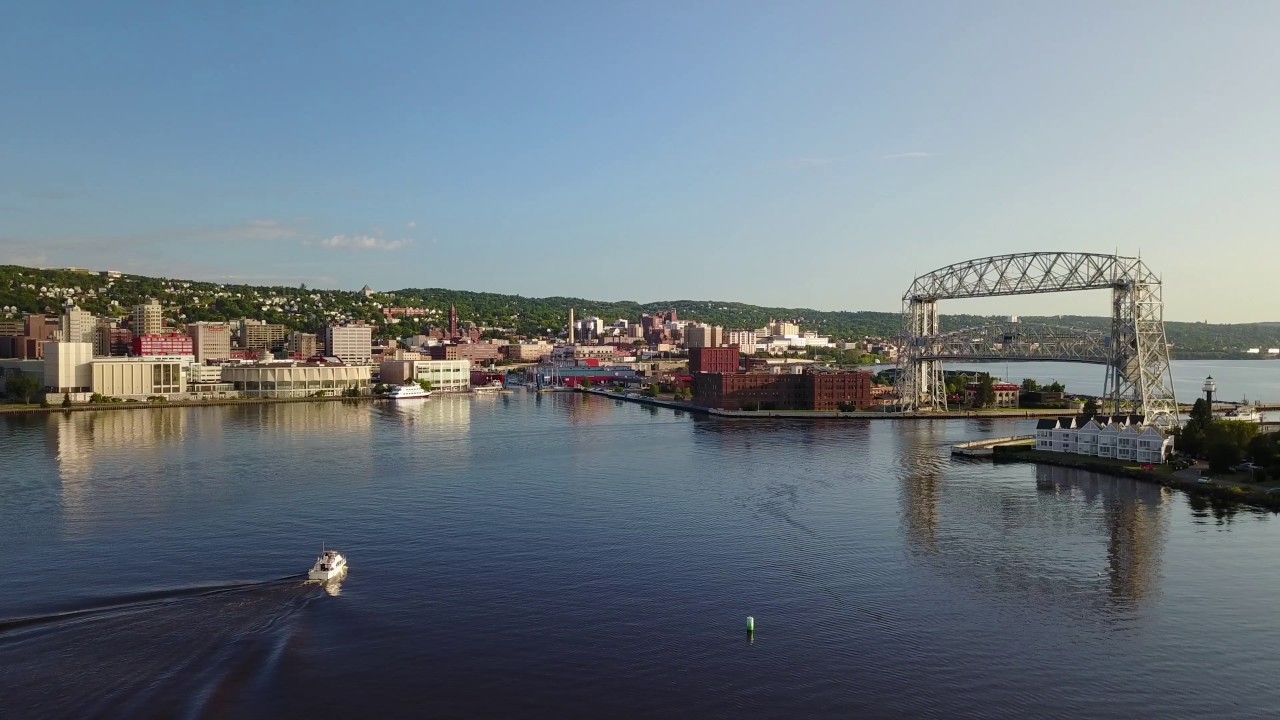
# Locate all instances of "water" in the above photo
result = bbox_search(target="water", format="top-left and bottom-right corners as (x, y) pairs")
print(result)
(3, 385), (1280, 718)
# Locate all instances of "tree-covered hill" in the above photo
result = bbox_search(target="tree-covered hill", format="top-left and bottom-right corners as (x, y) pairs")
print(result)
(2, 265), (1279, 356)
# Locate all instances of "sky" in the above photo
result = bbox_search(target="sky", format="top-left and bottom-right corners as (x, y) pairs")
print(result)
(2, 2), (1278, 322)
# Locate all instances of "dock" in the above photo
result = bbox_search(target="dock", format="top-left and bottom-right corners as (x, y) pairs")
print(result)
(951, 435), (1035, 457)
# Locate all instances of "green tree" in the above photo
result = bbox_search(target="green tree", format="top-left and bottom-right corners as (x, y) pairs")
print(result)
(1046, 380), (1065, 393)
(61, 392), (71, 408)
(4, 375), (41, 404)
(1021, 378), (1039, 392)
(1203, 420), (1259, 472)
(642, 385), (659, 398)
(1172, 423), (1205, 458)
(1082, 397), (1099, 416)
(977, 374), (996, 408)
(417, 379), (433, 392)
(1189, 398), (1213, 425)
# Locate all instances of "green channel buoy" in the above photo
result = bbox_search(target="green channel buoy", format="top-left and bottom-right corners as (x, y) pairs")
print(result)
(747, 616), (755, 632)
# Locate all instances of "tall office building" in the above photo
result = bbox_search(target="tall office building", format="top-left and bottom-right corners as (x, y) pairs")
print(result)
(685, 323), (724, 348)
(287, 331), (318, 359)
(62, 305), (96, 344)
(324, 324), (373, 364)
(188, 322), (232, 362)
(94, 318), (132, 357)
(132, 299), (163, 336)
(238, 319), (288, 350)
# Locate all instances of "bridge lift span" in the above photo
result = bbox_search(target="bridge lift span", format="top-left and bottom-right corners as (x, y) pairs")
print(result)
(896, 252), (1178, 426)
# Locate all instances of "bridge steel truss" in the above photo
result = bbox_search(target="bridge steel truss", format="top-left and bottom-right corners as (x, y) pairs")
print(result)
(925, 322), (1110, 363)
(896, 252), (1179, 425)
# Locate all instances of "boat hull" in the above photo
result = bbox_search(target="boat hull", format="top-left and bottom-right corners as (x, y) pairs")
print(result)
(308, 565), (347, 582)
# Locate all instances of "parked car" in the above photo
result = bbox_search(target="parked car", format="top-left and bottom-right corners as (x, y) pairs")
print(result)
(1233, 462), (1260, 473)
(1196, 477), (1213, 485)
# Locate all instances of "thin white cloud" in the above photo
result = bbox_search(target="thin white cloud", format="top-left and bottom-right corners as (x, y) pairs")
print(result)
(319, 235), (412, 251)
(406, 220), (417, 229)
(191, 219), (303, 243)
(881, 151), (934, 160)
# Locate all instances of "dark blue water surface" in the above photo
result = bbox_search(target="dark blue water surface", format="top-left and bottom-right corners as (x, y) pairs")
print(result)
(3, 392), (1280, 719)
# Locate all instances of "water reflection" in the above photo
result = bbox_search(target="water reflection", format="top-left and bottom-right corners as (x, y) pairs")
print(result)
(1034, 465), (1168, 605)
(894, 424), (1172, 613)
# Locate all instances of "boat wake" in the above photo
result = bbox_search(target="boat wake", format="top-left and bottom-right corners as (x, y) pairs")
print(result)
(0, 575), (327, 719)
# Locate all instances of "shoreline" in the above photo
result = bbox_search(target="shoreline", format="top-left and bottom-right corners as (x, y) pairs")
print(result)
(994, 446), (1280, 512)
(0, 388), (518, 415)
(580, 388), (1090, 419)
(0, 395), (382, 415)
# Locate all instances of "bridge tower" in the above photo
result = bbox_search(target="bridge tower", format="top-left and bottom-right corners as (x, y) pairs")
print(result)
(896, 252), (1178, 426)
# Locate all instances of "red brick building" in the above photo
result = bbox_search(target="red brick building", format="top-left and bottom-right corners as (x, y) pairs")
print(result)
(692, 371), (873, 411)
(809, 372), (873, 411)
(964, 381), (1020, 408)
(132, 334), (194, 356)
(688, 345), (740, 374)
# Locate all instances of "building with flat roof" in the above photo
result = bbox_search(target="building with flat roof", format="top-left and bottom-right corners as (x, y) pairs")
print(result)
(133, 333), (194, 357)
(379, 358), (471, 392)
(325, 324), (373, 365)
(239, 319), (288, 350)
(428, 343), (502, 363)
(692, 370), (873, 412)
(689, 346), (740, 374)
(132, 299), (163, 336)
(44, 342), (94, 394)
(91, 356), (187, 398)
(503, 341), (553, 362)
(685, 323), (724, 349)
(95, 320), (132, 357)
(62, 306), (96, 345)
(287, 331), (318, 359)
(188, 322), (232, 362)
(222, 362), (372, 398)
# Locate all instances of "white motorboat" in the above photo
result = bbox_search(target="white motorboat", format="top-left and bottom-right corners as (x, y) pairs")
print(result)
(388, 383), (431, 400)
(308, 549), (348, 582)
(472, 381), (504, 393)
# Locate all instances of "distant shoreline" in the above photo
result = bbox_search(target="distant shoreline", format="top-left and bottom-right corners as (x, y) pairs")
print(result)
(0, 395), (381, 415)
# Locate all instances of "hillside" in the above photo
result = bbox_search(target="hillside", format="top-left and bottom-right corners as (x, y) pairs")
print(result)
(2, 265), (1279, 357)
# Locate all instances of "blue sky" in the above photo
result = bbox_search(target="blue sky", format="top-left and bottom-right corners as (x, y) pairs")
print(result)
(2, 2), (1277, 321)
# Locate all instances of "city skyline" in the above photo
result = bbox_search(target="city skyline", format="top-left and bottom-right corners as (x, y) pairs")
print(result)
(3, 2), (1279, 322)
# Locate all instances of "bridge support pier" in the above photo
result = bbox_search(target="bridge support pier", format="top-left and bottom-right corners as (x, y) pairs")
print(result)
(900, 299), (947, 412)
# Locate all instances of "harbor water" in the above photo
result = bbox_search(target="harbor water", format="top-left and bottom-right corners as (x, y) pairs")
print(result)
(4, 364), (1280, 718)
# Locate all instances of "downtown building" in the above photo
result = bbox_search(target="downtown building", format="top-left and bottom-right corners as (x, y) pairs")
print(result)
(132, 299), (163, 336)
(379, 358), (471, 393)
(324, 324), (373, 365)
(692, 370), (873, 412)
(188, 322), (232, 362)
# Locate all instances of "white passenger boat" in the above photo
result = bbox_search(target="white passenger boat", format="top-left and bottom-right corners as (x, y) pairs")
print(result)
(472, 381), (504, 393)
(388, 383), (431, 400)
(1219, 405), (1262, 423)
(308, 549), (348, 582)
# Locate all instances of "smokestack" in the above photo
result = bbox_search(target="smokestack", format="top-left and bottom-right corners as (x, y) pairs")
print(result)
(569, 308), (575, 344)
